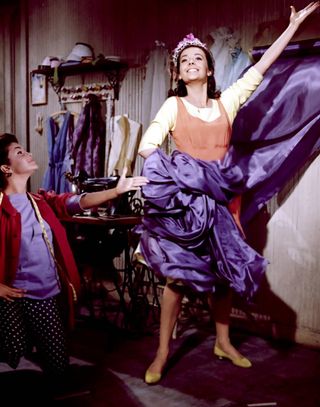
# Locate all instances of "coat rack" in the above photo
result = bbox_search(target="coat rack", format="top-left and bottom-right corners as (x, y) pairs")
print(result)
(59, 82), (112, 104)
(31, 59), (129, 103)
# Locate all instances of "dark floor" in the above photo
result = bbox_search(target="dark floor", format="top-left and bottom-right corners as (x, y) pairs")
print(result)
(1, 307), (320, 407)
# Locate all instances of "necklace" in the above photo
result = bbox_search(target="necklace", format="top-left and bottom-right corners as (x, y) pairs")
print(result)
(196, 103), (209, 113)
(186, 98), (210, 112)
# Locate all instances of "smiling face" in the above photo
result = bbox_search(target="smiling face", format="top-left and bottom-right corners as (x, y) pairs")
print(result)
(2, 142), (38, 177)
(178, 46), (212, 83)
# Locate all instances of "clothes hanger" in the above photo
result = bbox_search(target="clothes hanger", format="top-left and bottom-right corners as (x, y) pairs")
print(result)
(50, 100), (79, 119)
(50, 110), (79, 118)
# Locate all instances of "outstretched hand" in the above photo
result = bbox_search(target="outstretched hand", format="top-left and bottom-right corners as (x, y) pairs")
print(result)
(289, 2), (319, 26)
(254, 1), (319, 75)
(115, 167), (149, 196)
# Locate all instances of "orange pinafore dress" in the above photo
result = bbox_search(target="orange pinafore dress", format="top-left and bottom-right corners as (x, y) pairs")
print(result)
(171, 97), (243, 232)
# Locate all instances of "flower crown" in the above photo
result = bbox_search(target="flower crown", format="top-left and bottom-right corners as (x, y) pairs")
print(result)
(172, 33), (209, 65)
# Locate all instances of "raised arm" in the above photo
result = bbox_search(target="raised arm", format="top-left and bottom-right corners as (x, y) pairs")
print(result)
(254, 2), (319, 75)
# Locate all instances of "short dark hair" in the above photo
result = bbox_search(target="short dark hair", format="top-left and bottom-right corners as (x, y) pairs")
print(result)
(0, 133), (18, 188)
(170, 46), (221, 99)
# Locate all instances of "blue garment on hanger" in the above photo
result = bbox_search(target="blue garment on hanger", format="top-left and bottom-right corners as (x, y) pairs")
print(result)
(42, 111), (74, 193)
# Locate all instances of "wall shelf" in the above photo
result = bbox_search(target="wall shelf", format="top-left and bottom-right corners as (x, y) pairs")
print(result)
(31, 59), (129, 100)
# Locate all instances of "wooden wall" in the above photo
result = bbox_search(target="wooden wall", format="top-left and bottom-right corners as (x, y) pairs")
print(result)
(0, 0), (319, 346)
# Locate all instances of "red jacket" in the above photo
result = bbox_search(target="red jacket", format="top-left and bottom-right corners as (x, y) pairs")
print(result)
(0, 190), (81, 327)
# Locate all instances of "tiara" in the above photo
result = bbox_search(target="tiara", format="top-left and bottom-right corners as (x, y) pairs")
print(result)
(172, 33), (209, 65)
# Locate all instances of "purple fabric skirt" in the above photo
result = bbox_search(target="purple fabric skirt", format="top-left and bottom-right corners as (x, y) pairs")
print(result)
(137, 149), (268, 300)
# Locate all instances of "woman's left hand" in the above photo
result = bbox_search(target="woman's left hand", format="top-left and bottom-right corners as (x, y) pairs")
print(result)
(289, 2), (319, 27)
(115, 167), (149, 195)
(0, 283), (26, 301)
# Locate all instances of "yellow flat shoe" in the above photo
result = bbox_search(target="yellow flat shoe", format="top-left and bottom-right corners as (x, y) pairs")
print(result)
(214, 345), (252, 368)
(145, 369), (162, 384)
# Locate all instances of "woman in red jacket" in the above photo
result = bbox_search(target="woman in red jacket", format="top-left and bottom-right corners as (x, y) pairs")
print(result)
(0, 132), (148, 382)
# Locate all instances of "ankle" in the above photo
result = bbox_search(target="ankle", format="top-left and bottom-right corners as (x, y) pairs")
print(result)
(148, 351), (168, 374)
(155, 348), (169, 361)
(215, 338), (231, 348)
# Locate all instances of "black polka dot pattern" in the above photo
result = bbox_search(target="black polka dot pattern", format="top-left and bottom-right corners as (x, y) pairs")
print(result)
(0, 296), (69, 375)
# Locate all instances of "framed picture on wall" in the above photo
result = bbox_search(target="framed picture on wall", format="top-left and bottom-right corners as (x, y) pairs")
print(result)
(30, 72), (48, 105)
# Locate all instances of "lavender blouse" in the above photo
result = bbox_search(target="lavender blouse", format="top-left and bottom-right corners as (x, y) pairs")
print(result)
(8, 193), (82, 299)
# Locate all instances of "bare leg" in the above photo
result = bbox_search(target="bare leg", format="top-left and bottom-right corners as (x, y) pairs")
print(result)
(147, 284), (183, 375)
(208, 287), (243, 359)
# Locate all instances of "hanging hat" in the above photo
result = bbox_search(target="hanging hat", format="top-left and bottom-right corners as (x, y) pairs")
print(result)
(39, 56), (63, 69)
(66, 42), (94, 62)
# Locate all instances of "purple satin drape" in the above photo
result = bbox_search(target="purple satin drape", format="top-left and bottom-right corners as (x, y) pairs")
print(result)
(230, 51), (320, 224)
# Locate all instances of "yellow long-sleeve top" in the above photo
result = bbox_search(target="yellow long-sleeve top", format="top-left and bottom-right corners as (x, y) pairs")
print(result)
(138, 66), (263, 153)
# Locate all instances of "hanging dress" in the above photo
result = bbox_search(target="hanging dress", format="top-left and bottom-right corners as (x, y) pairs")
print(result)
(107, 115), (142, 176)
(72, 94), (106, 178)
(42, 111), (74, 193)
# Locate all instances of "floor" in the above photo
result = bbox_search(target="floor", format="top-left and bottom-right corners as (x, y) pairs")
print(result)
(1, 299), (320, 407)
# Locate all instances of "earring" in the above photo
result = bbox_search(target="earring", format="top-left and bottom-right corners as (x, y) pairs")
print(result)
(5, 172), (12, 178)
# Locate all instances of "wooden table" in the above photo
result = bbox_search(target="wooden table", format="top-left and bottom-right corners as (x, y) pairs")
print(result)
(61, 213), (142, 227)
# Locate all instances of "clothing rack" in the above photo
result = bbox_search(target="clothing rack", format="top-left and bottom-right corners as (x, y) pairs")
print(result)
(59, 82), (113, 104)
(58, 88), (114, 178)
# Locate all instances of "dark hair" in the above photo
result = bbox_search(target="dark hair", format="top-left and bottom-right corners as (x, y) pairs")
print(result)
(168, 45), (221, 99)
(0, 133), (18, 188)
(169, 46), (221, 99)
